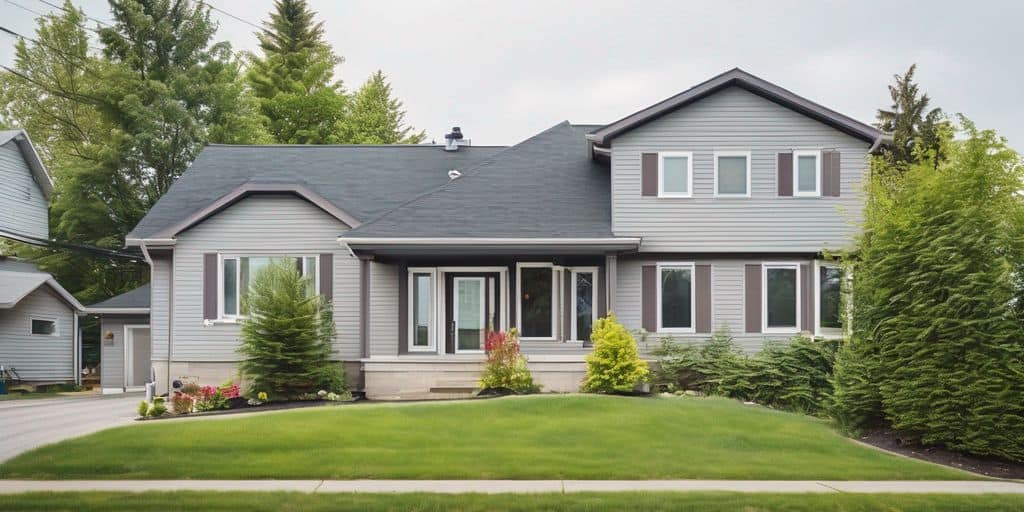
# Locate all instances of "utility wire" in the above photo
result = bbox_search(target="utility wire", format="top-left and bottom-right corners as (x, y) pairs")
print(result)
(5, 0), (48, 18)
(0, 25), (106, 77)
(34, 0), (111, 28)
(202, 1), (263, 31)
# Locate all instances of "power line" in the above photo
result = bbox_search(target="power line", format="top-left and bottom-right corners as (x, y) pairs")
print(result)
(5, 0), (48, 18)
(0, 25), (106, 72)
(203, 1), (263, 31)
(34, 0), (111, 28)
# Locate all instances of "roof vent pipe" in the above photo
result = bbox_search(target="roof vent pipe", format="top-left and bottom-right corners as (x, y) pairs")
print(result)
(444, 127), (464, 151)
(447, 169), (462, 180)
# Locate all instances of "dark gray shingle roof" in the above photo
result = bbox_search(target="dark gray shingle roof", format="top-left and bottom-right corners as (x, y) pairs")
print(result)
(87, 284), (150, 309)
(128, 144), (507, 239)
(340, 122), (613, 239)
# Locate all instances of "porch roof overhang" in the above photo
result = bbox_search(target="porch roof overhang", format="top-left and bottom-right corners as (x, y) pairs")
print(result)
(338, 237), (641, 257)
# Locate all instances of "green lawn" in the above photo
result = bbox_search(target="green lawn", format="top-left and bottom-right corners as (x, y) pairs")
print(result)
(1, 492), (1021, 512)
(0, 395), (971, 480)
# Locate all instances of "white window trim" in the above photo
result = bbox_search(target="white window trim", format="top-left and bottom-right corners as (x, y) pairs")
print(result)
(657, 151), (693, 198)
(793, 149), (822, 197)
(713, 150), (752, 198)
(762, 262), (801, 334)
(656, 262), (697, 334)
(29, 317), (59, 337)
(407, 267), (437, 352)
(516, 262), (558, 341)
(814, 260), (844, 339)
(569, 267), (599, 342)
(452, 276), (487, 354)
(218, 253), (320, 322)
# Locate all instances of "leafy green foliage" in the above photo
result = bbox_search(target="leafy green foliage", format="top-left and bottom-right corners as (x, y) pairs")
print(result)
(654, 331), (838, 416)
(875, 64), (949, 172)
(582, 315), (649, 393)
(238, 259), (345, 399)
(841, 118), (1024, 460)
(828, 340), (883, 433)
(342, 71), (426, 144)
(479, 328), (538, 393)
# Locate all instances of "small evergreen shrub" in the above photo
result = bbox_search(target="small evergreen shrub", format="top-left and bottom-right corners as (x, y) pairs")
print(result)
(238, 259), (346, 399)
(479, 328), (538, 393)
(137, 400), (150, 418)
(582, 315), (649, 394)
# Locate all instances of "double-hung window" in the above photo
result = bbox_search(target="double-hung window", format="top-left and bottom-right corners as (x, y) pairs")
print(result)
(219, 255), (318, 319)
(657, 262), (695, 333)
(714, 151), (751, 197)
(408, 268), (436, 351)
(815, 261), (843, 337)
(793, 150), (821, 196)
(658, 152), (693, 197)
(763, 263), (799, 333)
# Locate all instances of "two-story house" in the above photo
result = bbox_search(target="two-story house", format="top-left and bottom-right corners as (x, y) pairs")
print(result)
(122, 68), (887, 399)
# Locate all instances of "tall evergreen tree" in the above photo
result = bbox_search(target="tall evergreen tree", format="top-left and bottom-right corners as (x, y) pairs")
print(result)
(343, 70), (425, 144)
(875, 64), (947, 171)
(246, 0), (347, 143)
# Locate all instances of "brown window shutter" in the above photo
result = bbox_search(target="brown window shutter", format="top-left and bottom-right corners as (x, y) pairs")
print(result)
(695, 264), (712, 333)
(800, 264), (813, 333)
(641, 153), (658, 196)
(398, 265), (408, 355)
(824, 150), (841, 197)
(777, 152), (793, 196)
(203, 253), (218, 320)
(641, 265), (657, 332)
(744, 264), (762, 333)
(319, 253), (333, 300)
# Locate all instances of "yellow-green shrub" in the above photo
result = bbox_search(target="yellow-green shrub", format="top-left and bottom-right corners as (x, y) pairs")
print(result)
(582, 315), (649, 393)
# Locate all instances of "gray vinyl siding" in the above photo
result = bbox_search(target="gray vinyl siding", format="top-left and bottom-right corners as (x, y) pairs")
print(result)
(168, 194), (360, 362)
(0, 286), (74, 381)
(150, 254), (171, 361)
(0, 141), (48, 240)
(368, 261), (399, 357)
(616, 256), (813, 354)
(99, 314), (149, 389)
(611, 86), (871, 253)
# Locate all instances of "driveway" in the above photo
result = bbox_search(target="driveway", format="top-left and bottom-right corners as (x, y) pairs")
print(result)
(0, 394), (142, 462)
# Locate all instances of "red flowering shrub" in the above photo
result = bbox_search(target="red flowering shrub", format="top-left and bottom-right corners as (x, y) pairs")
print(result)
(218, 383), (241, 399)
(170, 392), (195, 414)
(479, 328), (538, 393)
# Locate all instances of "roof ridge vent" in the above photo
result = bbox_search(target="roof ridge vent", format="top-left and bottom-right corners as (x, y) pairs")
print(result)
(447, 169), (462, 180)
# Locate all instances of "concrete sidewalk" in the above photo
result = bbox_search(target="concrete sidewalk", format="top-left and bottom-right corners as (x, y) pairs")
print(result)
(1, 480), (1023, 495)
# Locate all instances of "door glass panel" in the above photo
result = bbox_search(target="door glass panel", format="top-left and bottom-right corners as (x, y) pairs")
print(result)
(222, 258), (237, 316)
(766, 267), (797, 328)
(412, 273), (432, 347)
(575, 272), (594, 341)
(520, 267), (552, 338)
(455, 278), (484, 351)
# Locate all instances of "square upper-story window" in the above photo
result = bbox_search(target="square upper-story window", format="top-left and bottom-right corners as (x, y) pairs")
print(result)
(658, 152), (692, 197)
(714, 151), (751, 197)
(794, 150), (821, 196)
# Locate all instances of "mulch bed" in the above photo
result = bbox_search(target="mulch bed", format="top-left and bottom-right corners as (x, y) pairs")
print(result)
(138, 397), (360, 421)
(857, 426), (1024, 479)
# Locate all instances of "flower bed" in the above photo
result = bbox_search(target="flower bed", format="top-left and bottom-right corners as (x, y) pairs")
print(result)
(137, 379), (355, 420)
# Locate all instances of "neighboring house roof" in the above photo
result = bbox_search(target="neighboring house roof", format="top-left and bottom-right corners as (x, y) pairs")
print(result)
(339, 122), (626, 249)
(127, 144), (507, 241)
(586, 68), (884, 146)
(0, 129), (53, 199)
(0, 258), (83, 311)
(84, 283), (150, 315)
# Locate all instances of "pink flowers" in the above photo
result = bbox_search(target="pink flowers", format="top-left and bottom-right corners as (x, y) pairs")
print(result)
(218, 383), (240, 399)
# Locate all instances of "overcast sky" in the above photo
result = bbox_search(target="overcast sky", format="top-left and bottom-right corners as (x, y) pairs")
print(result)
(2, 0), (1021, 149)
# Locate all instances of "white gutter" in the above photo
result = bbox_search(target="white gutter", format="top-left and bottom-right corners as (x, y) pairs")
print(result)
(82, 307), (150, 315)
(338, 237), (642, 246)
(124, 238), (176, 247)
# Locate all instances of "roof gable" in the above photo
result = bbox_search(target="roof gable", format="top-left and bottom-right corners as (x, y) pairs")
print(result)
(587, 68), (883, 146)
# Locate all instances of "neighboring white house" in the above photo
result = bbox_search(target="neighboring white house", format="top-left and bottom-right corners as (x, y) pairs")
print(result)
(0, 258), (84, 383)
(0, 130), (52, 243)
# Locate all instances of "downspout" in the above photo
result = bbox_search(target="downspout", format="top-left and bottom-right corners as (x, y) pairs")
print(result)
(137, 241), (169, 394)
(73, 313), (80, 385)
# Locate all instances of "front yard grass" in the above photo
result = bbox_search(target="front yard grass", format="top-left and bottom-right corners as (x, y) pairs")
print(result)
(2, 492), (1022, 511)
(0, 395), (972, 480)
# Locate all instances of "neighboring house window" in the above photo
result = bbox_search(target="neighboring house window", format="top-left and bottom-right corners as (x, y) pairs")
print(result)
(517, 263), (556, 340)
(658, 152), (693, 197)
(763, 263), (799, 333)
(793, 150), (821, 196)
(816, 261), (843, 337)
(657, 262), (695, 333)
(714, 151), (751, 197)
(219, 255), (318, 319)
(30, 318), (57, 336)
(408, 268), (436, 352)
